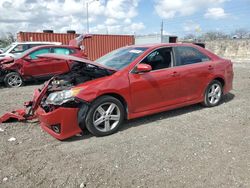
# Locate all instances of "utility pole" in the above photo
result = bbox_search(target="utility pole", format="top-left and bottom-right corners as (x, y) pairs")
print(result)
(85, 0), (98, 33)
(86, 2), (89, 33)
(160, 20), (163, 43)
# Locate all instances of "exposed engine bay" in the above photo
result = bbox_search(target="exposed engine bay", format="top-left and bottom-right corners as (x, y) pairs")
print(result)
(39, 60), (114, 112)
(0, 59), (115, 123)
(48, 60), (113, 91)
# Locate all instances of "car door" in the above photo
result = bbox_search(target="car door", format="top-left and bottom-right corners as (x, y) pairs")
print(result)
(22, 47), (70, 78)
(173, 46), (214, 101)
(22, 47), (53, 77)
(129, 47), (183, 113)
(49, 47), (73, 73)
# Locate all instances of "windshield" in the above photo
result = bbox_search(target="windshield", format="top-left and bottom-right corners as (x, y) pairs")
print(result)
(95, 47), (148, 70)
(1, 44), (15, 53)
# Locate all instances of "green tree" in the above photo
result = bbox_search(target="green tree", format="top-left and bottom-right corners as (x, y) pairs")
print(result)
(0, 32), (16, 48)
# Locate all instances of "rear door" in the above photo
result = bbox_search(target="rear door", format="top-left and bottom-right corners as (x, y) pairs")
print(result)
(173, 46), (214, 101)
(49, 47), (75, 73)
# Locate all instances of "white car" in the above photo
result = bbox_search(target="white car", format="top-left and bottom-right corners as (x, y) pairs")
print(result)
(0, 41), (61, 58)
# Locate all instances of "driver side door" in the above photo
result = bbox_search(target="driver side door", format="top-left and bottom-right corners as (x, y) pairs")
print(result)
(128, 47), (183, 113)
(22, 47), (71, 78)
(22, 47), (54, 78)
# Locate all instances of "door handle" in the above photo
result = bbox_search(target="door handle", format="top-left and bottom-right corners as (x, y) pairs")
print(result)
(208, 65), (214, 70)
(171, 71), (180, 77)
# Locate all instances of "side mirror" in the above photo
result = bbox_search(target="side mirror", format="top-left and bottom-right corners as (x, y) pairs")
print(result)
(136, 63), (152, 73)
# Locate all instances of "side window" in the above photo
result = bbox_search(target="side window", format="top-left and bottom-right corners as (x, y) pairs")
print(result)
(11, 44), (28, 53)
(52, 48), (73, 55)
(175, 46), (210, 66)
(29, 48), (50, 59)
(142, 48), (172, 70)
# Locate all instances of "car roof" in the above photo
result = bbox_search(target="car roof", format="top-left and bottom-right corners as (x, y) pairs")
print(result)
(27, 44), (79, 51)
(129, 43), (201, 49)
(128, 42), (220, 60)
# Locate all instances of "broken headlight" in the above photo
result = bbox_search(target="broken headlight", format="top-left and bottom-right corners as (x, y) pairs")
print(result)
(46, 88), (82, 106)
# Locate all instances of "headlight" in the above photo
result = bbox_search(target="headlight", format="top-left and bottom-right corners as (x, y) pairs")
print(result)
(46, 88), (82, 105)
(46, 90), (73, 105)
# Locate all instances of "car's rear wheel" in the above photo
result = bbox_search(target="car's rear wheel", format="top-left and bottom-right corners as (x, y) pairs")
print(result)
(85, 96), (125, 136)
(203, 80), (223, 107)
(4, 72), (23, 88)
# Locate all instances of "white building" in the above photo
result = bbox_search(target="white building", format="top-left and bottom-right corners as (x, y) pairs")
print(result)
(135, 34), (177, 45)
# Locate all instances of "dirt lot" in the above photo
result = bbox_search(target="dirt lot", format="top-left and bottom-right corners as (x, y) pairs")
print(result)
(0, 61), (249, 188)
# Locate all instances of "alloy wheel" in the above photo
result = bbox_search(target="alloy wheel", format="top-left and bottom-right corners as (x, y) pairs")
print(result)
(93, 102), (121, 133)
(208, 83), (222, 105)
(7, 74), (22, 87)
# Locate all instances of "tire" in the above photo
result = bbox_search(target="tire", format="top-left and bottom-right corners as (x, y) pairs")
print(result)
(85, 96), (125, 136)
(4, 72), (23, 88)
(203, 80), (223, 107)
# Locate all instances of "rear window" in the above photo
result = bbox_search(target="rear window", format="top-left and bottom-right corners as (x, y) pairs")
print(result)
(52, 48), (74, 55)
(175, 46), (210, 66)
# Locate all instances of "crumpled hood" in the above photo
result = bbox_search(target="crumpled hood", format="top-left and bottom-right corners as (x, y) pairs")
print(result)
(0, 56), (14, 65)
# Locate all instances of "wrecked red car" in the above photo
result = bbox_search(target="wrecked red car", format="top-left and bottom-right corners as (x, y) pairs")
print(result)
(0, 45), (87, 87)
(0, 34), (92, 88)
(0, 43), (234, 140)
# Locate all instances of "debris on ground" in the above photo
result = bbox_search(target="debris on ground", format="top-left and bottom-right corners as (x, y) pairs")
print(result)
(8, 137), (16, 142)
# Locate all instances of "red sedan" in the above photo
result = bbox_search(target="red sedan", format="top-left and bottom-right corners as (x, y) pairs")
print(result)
(30, 43), (233, 140)
(0, 45), (86, 87)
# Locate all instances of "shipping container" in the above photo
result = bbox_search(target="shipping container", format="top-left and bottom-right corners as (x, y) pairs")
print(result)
(17, 32), (135, 60)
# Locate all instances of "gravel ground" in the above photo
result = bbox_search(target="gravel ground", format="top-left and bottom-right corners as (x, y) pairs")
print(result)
(0, 61), (249, 188)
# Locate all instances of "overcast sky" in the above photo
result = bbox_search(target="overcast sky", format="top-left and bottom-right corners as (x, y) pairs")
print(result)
(0, 0), (249, 37)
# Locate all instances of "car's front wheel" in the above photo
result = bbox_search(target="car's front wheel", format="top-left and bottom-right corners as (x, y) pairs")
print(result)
(85, 96), (125, 136)
(203, 80), (223, 107)
(4, 72), (23, 88)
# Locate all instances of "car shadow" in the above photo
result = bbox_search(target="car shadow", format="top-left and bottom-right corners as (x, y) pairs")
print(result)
(65, 93), (235, 142)
(121, 92), (235, 131)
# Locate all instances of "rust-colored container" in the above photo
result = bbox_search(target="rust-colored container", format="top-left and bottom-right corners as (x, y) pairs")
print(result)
(17, 32), (135, 60)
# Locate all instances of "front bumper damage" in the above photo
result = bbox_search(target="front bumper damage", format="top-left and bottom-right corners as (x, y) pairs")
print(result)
(0, 78), (89, 140)
(0, 80), (48, 124)
(37, 101), (90, 140)
(37, 107), (81, 140)
(0, 109), (27, 122)
(0, 100), (36, 123)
